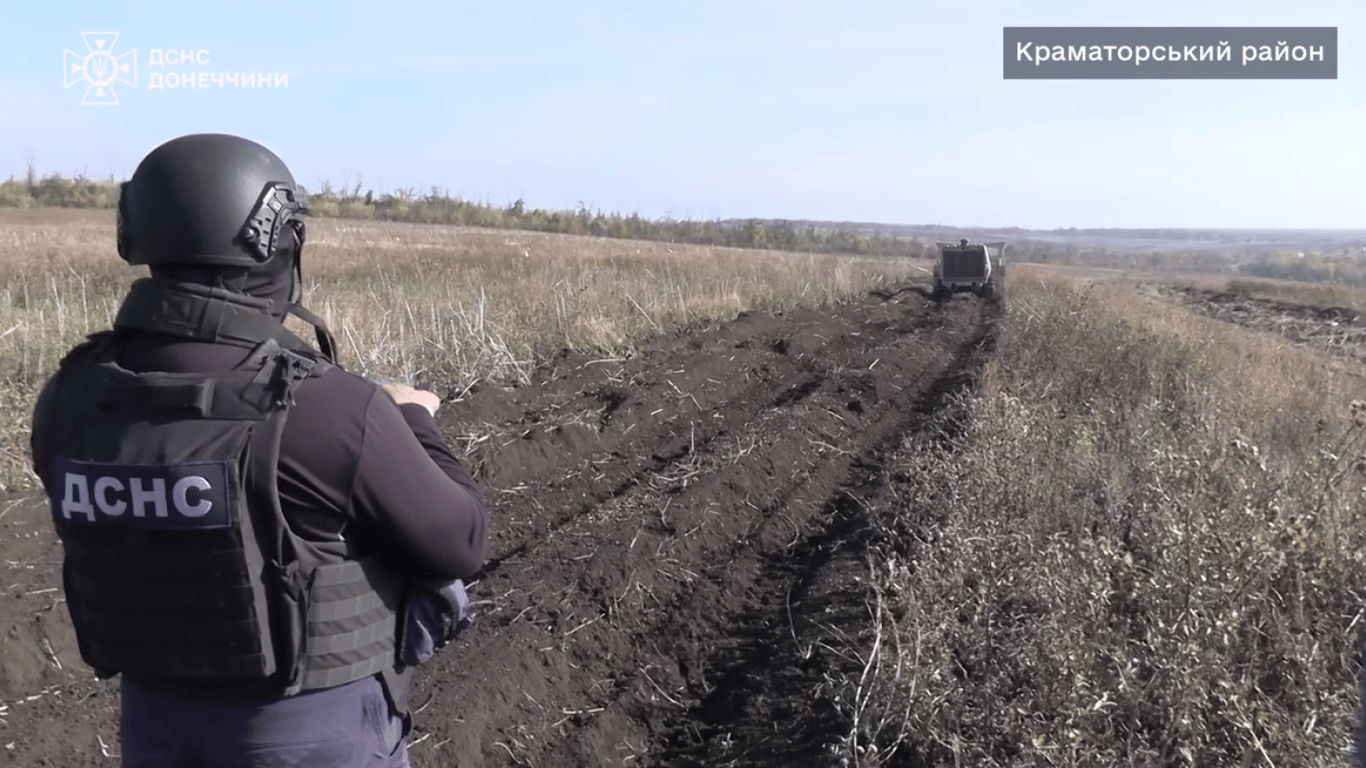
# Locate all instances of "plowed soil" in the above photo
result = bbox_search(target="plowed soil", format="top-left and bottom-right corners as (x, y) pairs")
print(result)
(1169, 285), (1366, 365)
(0, 280), (999, 767)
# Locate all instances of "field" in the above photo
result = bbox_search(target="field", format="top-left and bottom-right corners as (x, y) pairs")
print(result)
(1, 210), (1365, 766)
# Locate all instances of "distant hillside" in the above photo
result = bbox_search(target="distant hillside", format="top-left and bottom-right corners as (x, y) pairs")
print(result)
(5, 168), (1366, 284)
(721, 219), (1366, 257)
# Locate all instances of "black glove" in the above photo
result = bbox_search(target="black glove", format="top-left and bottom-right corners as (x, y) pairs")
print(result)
(399, 579), (475, 666)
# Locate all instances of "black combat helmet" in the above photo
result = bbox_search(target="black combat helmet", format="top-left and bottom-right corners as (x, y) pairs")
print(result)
(117, 133), (309, 269)
(115, 133), (337, 360)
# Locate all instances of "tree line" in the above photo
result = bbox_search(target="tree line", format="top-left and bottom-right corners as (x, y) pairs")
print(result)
(8, 169), (1363, 286)
(0, 169), (929, 257)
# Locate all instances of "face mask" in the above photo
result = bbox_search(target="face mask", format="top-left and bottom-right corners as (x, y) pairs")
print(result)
(240, 222), (300, 318)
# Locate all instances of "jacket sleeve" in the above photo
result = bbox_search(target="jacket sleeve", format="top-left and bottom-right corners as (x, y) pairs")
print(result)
(28, 375), (60, 495)
(346, 390), (490, 580)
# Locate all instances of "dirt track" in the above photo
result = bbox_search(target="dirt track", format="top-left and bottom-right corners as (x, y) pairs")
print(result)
(0, 280), (999, 767)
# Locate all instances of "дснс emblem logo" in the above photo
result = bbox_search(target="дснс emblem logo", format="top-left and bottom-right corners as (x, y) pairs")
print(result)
(64, 32), (137, 105)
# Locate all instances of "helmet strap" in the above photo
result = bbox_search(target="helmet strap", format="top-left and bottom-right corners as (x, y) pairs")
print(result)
(281, 228), (337, 364)
(286, 302), (337, 364)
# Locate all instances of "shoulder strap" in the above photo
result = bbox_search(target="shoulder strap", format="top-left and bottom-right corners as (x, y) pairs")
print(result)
(244, 346), (322, 694)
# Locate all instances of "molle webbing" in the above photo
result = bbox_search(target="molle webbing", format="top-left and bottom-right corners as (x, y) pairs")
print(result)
(62, 532), (269, 680)
(296, 558), (402, 690)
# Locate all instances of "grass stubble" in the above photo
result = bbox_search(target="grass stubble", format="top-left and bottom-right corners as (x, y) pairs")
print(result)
(3, 210), (1364, 766)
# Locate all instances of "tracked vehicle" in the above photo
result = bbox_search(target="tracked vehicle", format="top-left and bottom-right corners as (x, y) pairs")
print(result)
(932, 239), (1007, 302)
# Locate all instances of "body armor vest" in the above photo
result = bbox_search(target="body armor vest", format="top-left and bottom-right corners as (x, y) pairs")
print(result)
(41, 278), (408, 699)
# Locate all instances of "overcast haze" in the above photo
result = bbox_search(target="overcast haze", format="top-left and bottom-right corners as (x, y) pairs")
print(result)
(1, 0), (1360, 229)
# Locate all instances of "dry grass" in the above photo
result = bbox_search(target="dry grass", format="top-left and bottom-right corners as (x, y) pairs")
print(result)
(0, 209), (918, 492)
(854, 265), (1366, 766)
(1224, 277), (1366, 310)
(296, 220), (911, 383)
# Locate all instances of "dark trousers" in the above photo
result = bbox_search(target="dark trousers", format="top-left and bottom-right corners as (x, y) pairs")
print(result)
(1360, 663), (1366, 768)
(1359, 648), (1366, 767)
(120, 674), (410, 768)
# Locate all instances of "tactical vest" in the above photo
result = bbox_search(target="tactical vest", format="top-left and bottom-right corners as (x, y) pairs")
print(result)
(40, 278), (409, 701)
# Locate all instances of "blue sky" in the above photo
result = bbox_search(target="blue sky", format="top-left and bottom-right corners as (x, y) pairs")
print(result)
(1, 0), (1360, 228)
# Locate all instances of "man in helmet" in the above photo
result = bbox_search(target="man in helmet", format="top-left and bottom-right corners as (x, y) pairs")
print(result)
(29, 133), (489, 767)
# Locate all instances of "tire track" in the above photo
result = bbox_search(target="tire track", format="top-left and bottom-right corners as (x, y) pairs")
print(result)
(447, 289), (971, 571)
(415, 287), (999, 767)
(652, 299), (1000, 768)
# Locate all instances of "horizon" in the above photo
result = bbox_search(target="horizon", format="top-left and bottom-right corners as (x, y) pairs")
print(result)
(10, 173), (1366, 235)
(2, 0), (1360, 230)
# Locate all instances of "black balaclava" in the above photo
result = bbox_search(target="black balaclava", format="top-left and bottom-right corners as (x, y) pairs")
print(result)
(145, 218), (337, 361)
(240, 221), (300, 318)
(151, 221), (300, 319)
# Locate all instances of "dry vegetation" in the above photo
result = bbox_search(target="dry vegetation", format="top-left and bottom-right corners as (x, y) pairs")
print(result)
(850, 265), (1366, 766)
(0, 209), (919, 492)
(1224, 277), (1366, 310)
